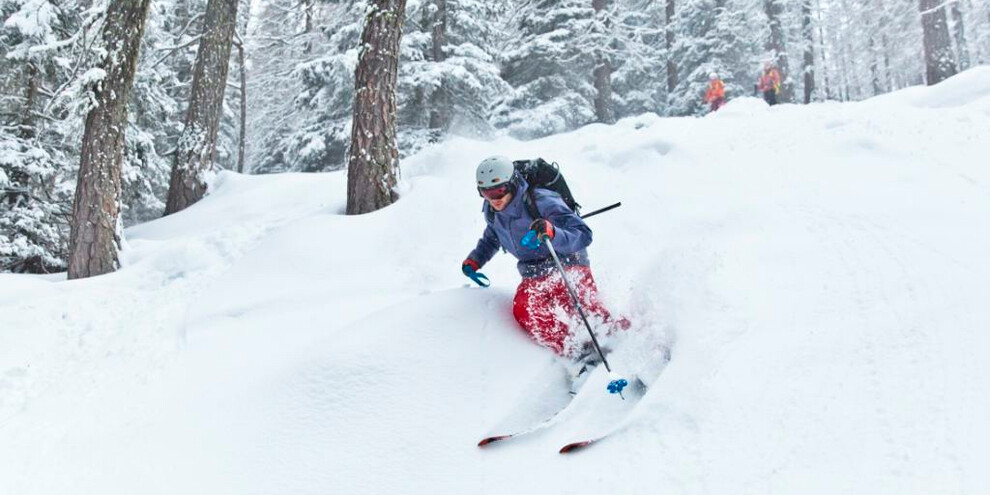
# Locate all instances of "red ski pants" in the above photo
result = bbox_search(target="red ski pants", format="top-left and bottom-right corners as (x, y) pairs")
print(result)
(512, 265), (612, 357)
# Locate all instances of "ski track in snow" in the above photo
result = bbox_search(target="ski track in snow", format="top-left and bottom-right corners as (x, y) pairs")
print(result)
(2, 67), (990, 494)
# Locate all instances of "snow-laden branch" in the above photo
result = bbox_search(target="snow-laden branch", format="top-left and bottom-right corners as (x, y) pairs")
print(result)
(918, 0), (959, 16)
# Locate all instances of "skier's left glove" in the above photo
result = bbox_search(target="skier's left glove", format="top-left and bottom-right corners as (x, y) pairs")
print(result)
(529, 218), (554, 241)
(462, 258), (481, 276)
(462, 258), (489, 287)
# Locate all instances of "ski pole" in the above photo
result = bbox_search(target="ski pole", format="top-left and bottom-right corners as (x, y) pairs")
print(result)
(543, 239), (629, 397)
(579, 202), (621, 220)
(543, 239), (614, 372)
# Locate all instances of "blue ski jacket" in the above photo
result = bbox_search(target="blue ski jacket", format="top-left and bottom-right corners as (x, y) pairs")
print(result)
(468, 178), (592, 278)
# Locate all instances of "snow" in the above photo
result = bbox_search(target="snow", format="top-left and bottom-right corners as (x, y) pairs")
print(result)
(3, 67), (990, 494)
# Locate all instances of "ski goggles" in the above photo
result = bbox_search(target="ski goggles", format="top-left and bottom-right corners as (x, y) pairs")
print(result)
(478, 183), (512, 201)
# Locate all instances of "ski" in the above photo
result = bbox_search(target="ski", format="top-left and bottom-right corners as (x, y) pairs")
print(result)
(559, 438), (597, 453)
(558, 423), (629, 454)
(557, 347), (672, 454)
(477, 360), (579, 448)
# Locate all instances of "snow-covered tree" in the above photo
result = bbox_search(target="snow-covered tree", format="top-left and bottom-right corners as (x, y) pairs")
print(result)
(247, 0), (365, 174)
(398, 0), (510, 150)
(0, 0), (84, 272)
(670, 0), (761, 115)
(492, 0), (598, 138)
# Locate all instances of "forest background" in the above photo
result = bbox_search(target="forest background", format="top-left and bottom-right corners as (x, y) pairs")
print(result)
(1, 0), (987, 274)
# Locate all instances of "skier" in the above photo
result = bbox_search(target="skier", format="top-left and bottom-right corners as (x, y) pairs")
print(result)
(462, 156), (627, 362)
(758, 61), (782, 106)
(704, 72), (726, 112)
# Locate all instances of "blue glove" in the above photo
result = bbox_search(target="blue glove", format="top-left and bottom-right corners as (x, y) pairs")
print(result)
(521, 219), (554, 250)
(462, 259), (490, 287)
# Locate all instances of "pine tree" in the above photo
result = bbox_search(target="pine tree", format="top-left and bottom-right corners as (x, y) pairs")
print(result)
(399, 0), (509, 150)
(670, 0), (760, 115)
(949, 2), (971, 70)
(800, 0), (816, 103)
(0, 0), (78, 272)
(165, 0), (239, 214)
(247, 0), (365, 174)
(762, 0), (792, 102)
(68, 0), (153, 279)
(493, 0), (597, 137)
(346, 0), (407, 215)
(920, 0), (957, 85)
(609, 0), (667, 119)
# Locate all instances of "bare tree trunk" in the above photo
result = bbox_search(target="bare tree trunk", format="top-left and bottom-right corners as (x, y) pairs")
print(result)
(816, 0), (832, 99)
(919, 0), (957, 85)
(592, 0), (615, 124)
(303, 0), (314, 53)
(346, 0), (407, 215)
(801, 0), (815, 103)
(665, 0), (677, 94)
(949, 2), (971, 70)
(869, 35), (884, 95)
(764, 0), (792, 102)
(68, 0), (152, 279)
(428, 0), (448, 133)
(237, 41), (247, 174)
(165, 0), (239, 215)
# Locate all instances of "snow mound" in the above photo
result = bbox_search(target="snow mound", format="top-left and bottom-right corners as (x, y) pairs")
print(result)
(3, 69), (990, 494)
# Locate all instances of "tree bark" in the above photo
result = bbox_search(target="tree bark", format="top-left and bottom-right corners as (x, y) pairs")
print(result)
(801, 0), (815, 103)
(869, 35), (882, 95)
(165, 0), (239, 215)
(763, 0), (791, 102)
(304, 0), (314, 53)
(428, 0), (448, 132)
(592, 0), (615, 124)
(68, 0), (152, 279)
(816, 0), (832, 99)
(919, 0), (957, 85)
(346, 0), (407, 215)
(665, 0), (677, 94)
(949, 2), (971, 70)
(237, 41), (247, 174)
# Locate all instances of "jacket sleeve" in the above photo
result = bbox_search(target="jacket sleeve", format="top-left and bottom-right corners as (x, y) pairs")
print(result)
(534, 190), (592, 254)
(467, 209), (500, 267)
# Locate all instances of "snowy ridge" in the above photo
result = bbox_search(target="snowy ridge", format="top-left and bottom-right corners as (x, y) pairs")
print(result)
(2, 68), (990, 494)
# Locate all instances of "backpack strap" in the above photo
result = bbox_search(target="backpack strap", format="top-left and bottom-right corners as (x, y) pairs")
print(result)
(523, 188), (541, 220)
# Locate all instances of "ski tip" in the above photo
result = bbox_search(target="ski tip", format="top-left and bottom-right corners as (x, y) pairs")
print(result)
(478, 435), (511, 447)
(559, 440), (594, 454)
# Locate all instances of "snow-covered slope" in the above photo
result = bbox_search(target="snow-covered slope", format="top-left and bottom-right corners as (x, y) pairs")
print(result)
(2, 67), (990, 494)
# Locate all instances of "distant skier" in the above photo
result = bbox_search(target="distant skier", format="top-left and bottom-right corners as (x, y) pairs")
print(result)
(462, 156), (627, 361)
(758, 61), (782, 106)
(704, 72), (726, 112)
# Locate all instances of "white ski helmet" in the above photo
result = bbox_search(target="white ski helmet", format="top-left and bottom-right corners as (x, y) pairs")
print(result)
(476, 155), (515, 189)
(709, 71), (718, 80)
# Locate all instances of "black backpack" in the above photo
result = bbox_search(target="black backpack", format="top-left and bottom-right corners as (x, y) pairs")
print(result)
(486, 158), (581, 223)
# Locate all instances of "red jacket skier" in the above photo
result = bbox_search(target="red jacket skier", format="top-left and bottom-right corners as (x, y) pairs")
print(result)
(704, 72), (726, 112)
(462, 156), (626, 360)
(758, 61), (782, 106)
